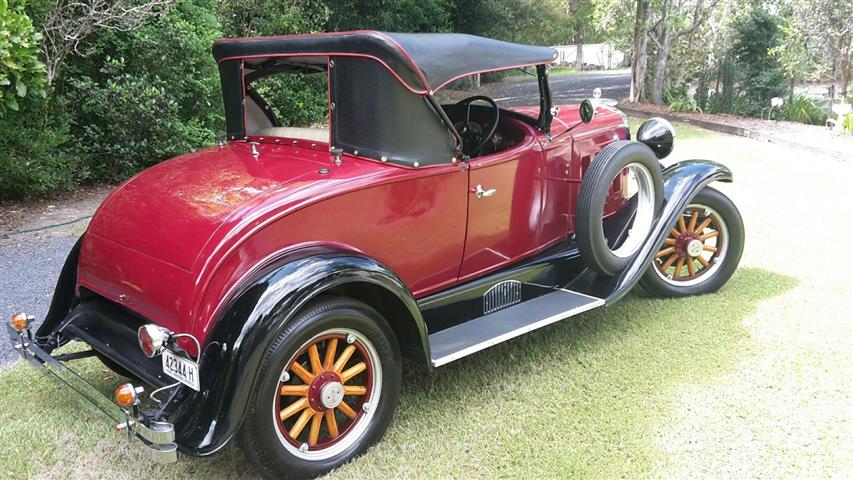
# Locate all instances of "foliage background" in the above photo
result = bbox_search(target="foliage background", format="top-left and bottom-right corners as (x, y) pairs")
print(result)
(0, 0), (851, 200)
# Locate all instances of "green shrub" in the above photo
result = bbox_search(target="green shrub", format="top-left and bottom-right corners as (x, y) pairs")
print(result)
(0, 95), (81, 199)
(665, 87), (701, 113)
(0, 0), (46, 114)
(252, 74), (328, 127)
(843, 112), (853, 134)
(64, 0), (221, 182)
(778, 95), (828, 125)
(729, 7), (787, 117)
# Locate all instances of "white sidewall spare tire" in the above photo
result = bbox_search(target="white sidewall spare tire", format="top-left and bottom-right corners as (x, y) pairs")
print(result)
(576, 140), (664, 276)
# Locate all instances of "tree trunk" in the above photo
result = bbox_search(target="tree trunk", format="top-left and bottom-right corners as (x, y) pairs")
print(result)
(651, 29), (672, 105)
(575, 25), (584, 71)
(629, 0), (650, 101)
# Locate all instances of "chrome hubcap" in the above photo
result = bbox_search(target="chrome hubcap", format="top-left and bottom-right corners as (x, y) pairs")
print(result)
(685, 239), (703, 257)
(611, 162), (656, 259)
(320, 381), (344, 409)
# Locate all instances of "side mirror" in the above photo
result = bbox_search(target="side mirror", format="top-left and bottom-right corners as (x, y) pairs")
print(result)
(580, 99), (596, 124)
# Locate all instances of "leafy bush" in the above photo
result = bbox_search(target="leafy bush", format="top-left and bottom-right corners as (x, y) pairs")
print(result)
(778, 95), (828, 125)
(729, 7), (787, 117)
(665, 87), (701, 113)
(843, 112), (853, 134)
(64, 0), (221, 181)
(252, 74), (329, 127)
(0, 95), (81, 199)
(0, 0), (45, 114)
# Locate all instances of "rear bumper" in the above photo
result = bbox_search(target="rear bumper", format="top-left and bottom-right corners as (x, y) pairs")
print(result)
(5, 321), (178, 463)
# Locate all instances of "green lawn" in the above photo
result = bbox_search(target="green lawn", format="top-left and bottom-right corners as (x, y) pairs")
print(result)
(0, 269), (795, 480)
(2, 125), (851, 479)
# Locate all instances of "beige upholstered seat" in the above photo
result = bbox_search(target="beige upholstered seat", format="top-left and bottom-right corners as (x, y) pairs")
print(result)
(255, 127), (329, 142)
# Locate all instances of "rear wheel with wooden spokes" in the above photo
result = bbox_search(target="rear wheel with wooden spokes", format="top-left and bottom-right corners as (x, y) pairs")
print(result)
(239, 297), (401, 479)
(640, 187), (744, 297)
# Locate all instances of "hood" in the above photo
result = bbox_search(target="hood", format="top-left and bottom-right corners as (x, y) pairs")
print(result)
(509, 103), (626, 137)
(87, 142), (347, 271)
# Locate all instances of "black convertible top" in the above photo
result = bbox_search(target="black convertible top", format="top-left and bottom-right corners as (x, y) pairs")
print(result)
(212, 30), (557, 93)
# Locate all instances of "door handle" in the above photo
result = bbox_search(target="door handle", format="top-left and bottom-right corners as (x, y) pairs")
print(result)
(475, 184), (497, 199)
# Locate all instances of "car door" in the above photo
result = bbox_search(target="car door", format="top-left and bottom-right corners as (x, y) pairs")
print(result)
(458, 129), (545, 280)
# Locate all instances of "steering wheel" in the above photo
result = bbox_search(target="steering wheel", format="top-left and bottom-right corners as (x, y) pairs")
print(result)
(452, 95), (500, 157)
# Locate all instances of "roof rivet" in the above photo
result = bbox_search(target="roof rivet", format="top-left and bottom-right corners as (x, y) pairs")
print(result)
(380, 156), (388, 163)
(413, 161), (420, 168)
(451, 157), (457, 163)
(329, 59), (334, 68)
(330, 102), (336, 111)
(353, 150), (359, 155)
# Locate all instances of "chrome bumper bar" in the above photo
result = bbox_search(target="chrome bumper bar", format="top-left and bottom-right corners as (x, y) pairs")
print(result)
(5, 322), (178, 463)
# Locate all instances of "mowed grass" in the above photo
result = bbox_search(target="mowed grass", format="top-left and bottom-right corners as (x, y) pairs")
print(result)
(0, 268), (795, 479)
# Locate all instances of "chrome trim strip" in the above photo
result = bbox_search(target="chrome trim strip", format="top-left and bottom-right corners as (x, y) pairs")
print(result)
(483, 280), (522, 314)
(431, 292), (604, 367)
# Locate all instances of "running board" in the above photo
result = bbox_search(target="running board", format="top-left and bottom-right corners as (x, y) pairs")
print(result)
(428, 288), (604, 367)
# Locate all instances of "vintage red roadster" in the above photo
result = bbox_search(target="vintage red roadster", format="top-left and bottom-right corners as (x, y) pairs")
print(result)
(8, 31), (743, 478)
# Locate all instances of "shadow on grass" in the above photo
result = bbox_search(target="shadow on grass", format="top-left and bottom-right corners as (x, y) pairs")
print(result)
(0, 268), (797, 479)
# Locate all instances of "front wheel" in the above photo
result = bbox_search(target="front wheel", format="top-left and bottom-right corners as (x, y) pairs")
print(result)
(640, 187), (744, 297)
(238, 296), (401, 479)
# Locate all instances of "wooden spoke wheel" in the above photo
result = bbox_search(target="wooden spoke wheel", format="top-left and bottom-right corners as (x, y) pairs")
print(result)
(239, 297), (401, 478)
(653, 203), (729, 286)
(274, 329), (381, 460)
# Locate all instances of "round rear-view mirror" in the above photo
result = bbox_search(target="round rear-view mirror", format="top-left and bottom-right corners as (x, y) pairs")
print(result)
(580, 99), (596, 124)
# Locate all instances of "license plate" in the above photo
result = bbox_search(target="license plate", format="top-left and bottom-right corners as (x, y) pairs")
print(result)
(162, 350), (200, 391)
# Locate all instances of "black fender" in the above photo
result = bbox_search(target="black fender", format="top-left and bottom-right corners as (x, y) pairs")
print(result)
(570, 159), (733, 302)
(35, 235), (83, 351)
(170, 245), (427, 455)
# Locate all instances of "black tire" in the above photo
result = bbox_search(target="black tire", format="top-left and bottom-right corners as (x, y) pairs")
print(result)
(639, 187), (744, 297)
(238, 296), (402, 480)
(576, 140), (664, 276)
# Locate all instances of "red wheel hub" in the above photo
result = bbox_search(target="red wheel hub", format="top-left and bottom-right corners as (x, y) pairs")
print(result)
(307, 371), (343, 411)
(675, 232), (698, 255)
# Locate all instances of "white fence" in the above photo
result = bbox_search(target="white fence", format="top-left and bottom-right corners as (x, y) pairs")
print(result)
(552, 44), (626, 70)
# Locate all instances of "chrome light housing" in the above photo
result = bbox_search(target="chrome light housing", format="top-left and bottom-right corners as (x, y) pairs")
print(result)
(637, 117), (675, 159)
(138, 324), (171, 358)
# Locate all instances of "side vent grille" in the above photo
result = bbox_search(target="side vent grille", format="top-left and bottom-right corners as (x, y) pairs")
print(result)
(483, 280), (522, 314)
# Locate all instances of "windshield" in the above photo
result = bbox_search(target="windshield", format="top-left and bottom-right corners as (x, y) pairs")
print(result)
(433, 68), (542, 120)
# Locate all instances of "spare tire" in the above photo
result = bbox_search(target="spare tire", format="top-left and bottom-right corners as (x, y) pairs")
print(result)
(576, 140), (663, 276)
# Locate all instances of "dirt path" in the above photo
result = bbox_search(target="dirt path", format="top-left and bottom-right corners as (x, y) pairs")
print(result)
(0, 186), (111, 365)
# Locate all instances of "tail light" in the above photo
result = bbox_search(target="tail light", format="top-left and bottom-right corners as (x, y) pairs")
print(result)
(137, 324), (171, 358)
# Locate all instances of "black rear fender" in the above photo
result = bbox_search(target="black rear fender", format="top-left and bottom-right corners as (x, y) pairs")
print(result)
(170, 246), (426, 455)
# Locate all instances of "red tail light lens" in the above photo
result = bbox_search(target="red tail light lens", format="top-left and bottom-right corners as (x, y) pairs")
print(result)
(137, 324), (170, 358)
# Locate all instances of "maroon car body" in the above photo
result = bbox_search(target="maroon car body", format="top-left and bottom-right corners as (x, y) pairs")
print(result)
(8, 31), (741, 476)
(81, 104), (626, 349)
